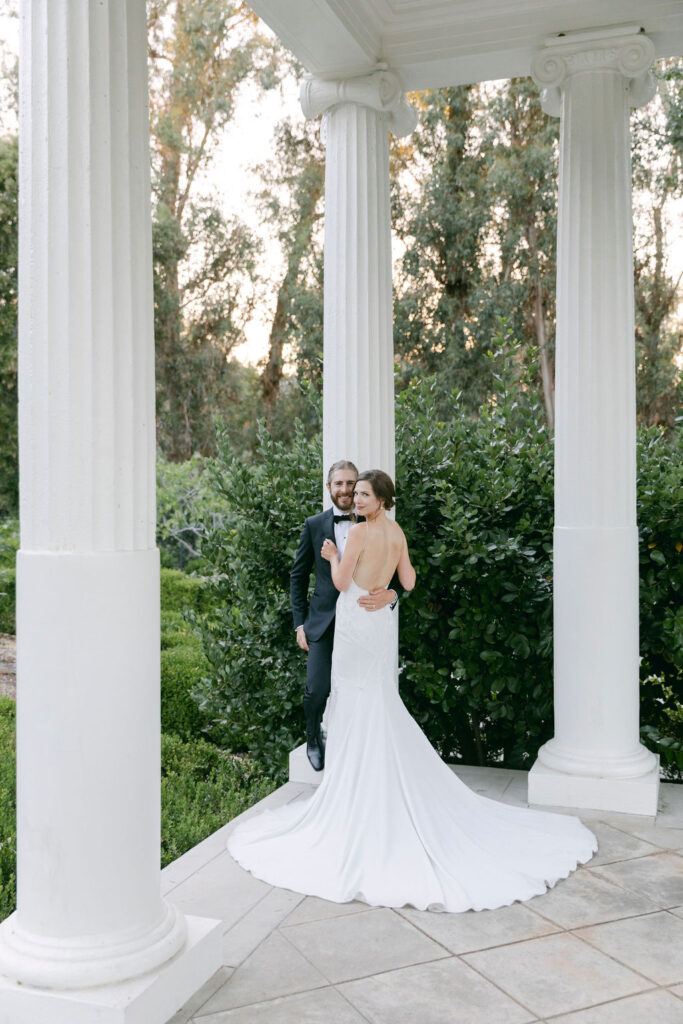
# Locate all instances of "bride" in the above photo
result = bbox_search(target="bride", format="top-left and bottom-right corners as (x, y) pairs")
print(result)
(227, 469), (597, 913)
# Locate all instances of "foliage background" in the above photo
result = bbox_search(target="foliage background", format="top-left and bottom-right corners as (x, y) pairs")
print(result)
(192, 368), (682, 783)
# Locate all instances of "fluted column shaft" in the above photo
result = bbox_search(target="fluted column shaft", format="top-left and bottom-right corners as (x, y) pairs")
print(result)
(528, 26), (659, 814)
(0, 0), (187, 990)
(301, 70), (417, 493)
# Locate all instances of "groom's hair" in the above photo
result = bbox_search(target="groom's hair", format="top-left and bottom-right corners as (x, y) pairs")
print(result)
(327, 459), (358, 483)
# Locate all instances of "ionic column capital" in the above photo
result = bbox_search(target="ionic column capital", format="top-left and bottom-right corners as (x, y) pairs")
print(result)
(300, 67), (418, 137)
(532, 25), (656, 116)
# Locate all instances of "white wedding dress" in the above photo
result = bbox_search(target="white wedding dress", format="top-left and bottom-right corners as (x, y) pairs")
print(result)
(227, 579), (598, 912)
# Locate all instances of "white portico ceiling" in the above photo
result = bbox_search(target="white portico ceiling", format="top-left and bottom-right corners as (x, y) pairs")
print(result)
(247, 0), (683, 89)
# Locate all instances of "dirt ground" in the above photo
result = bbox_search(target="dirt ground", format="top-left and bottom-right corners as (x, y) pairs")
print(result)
(0, 633), (16, 699)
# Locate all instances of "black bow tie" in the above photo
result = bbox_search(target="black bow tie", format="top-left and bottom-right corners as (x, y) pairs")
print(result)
(333, 514), (352, 523)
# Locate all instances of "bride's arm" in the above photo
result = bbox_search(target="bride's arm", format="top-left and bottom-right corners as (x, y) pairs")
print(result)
(396, 529), (416, 591)
(321, 524), (365, 592)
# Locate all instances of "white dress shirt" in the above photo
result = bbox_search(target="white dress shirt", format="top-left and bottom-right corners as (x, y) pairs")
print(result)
(334, 516), (352, 558)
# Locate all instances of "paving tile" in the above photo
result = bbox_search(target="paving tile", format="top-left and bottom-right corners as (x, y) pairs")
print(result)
(574, 910), (683, 985)
(450, 766), (517, 799)
(462, 932), (649, 1019)
(282, 907), (449, 983)
(592, 852), (683, 909)
(525, 865), (659, 928)
(658, 785), (683, 828)
(339, 955), (536, 1024)
(548, 988), (683, 1023)
(499, 777), (529, 807)
(282, 895), (370, 927)
(221, 887), (304, 967)
(167, 967), (232, 1024)
(166, 850), (271, 929)
(197, 931), (327, 1013)
(398, 901), (558, 954)
(584, 822), (661, 866)
(670, 983), (683, 999)
(193, 985), (368, 1023)
(613, 822), (683, 851)
(670, 905), (683, 920)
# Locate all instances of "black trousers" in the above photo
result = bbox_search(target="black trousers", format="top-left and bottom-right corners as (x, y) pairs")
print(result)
(302, 620), (335, 740)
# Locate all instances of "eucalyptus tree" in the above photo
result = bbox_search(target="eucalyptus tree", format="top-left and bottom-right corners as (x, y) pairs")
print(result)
(147, 0), (277, 459)
(0, 135), (17, 514)
(631, 60), (683, 427)
(257, 116), (325, 423)
(393, 86), (494, 412)
(482, 78), (558, 429)
(392, 80), (559, 425)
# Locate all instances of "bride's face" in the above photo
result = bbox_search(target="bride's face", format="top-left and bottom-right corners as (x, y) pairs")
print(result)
(354, 480), (381, 518)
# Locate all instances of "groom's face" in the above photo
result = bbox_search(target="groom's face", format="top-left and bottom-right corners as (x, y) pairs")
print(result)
(327, 468), (357, 512)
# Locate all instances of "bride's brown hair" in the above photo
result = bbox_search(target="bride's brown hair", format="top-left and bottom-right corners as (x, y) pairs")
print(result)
(356, 469), (395, 511)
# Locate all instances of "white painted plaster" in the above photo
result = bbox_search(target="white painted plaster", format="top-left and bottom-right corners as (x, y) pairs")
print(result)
(528, 26), (660, 816)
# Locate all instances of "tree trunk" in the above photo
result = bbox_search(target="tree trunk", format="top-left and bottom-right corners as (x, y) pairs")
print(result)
(262, 167), (323, 417)
(526, 221), (555, 430)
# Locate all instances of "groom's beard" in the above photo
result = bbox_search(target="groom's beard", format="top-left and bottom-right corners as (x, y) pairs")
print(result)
(331, 495), (354, 512)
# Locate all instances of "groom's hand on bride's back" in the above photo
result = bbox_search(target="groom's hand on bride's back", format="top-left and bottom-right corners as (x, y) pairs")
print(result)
(296, 625), (309, 652)
(357, 588), (397, 612)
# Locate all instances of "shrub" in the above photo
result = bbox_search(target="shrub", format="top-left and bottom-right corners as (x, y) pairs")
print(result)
(161, 610), (203, 651)
(0, 566), (14, 635)
(395, 371), (556, 769)
(0, 697), (16, 922)
(161, 644), (212, 740)
(0, 519), (17, 635)
(637, 425), (683, 777)
(194, 422), (321, 779)
(195, 366), (682, 777)
(160, 568), (205, 613)
(157, 454), (228, 570)
(161, 732), (274, 867)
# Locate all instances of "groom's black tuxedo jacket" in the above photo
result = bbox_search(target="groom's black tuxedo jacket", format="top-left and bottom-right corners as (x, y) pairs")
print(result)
(290, 507), (403, 643)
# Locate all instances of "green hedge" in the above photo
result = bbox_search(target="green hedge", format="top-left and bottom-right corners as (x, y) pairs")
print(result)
(0, 698), (15, 923)
(161, 733), (274, 867)
(161, 644), (211, 740)
(160, 568), (206, 614)
(194, 370), (682, 778)
(0, 567), (14, 635)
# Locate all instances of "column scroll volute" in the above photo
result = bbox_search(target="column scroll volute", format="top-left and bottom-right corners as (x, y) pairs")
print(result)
(531, 26), (657, 117)
(300, 67), (418, 138)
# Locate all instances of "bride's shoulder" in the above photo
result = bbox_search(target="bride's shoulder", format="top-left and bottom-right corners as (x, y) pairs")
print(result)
(389, 520), (408, 544)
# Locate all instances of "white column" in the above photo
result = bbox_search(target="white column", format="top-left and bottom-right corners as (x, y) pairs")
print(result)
(528, 26), (660, 815)
(0, 3), (221, 1019)
(301, 69), (417, 496)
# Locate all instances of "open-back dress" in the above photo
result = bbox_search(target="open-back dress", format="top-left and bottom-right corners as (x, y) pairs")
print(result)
(227, 562), (597, 912)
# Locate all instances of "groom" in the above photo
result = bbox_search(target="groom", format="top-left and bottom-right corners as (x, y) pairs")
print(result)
(290, 459), (402, 770)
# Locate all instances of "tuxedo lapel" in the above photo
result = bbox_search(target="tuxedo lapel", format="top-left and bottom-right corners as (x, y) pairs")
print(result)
(322, 507), (336, 544)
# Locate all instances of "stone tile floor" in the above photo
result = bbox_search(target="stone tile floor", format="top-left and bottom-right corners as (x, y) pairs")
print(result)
(164, 768), (683, 1024)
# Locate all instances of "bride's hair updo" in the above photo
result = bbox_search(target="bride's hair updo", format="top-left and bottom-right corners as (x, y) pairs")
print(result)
(356, 469), (395, 510)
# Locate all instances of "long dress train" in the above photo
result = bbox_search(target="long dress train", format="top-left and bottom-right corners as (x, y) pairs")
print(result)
(227, 580), (597, 912)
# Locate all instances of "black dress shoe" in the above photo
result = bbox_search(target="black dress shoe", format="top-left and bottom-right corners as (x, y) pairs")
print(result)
(306, 734), (324, 772)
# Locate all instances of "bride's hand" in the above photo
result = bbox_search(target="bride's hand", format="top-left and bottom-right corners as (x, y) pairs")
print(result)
(321, 539), (338, 562)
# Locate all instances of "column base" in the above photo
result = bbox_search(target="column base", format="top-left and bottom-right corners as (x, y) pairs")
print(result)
(528, 756), (660, 816)
(0, 901), (187, 990)
(0, 915), (222, 1024)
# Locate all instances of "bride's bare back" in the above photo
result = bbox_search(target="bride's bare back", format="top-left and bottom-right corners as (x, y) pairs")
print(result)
(321, 473), (416, 595)
(352, 519), (406, 592)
